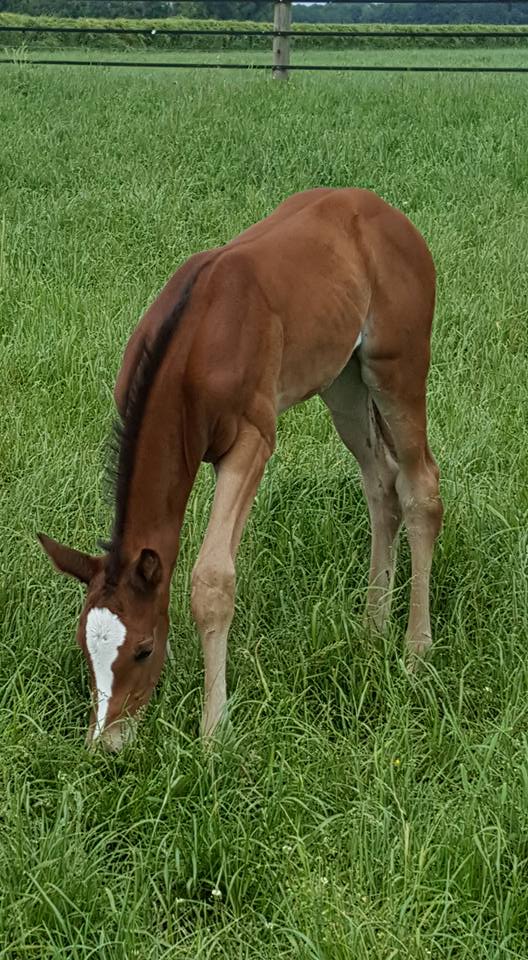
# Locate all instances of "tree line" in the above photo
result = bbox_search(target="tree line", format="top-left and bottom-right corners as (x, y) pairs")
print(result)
(295, 3), (528, 24)
(1, 0), (528, 23)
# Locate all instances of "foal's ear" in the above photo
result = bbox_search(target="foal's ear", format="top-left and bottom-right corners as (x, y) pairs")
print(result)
(37, 533), (102, 585)
(130, 548), (163, 592)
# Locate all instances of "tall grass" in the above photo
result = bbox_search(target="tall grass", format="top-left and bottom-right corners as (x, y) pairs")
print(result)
(1, 60), (528, 958)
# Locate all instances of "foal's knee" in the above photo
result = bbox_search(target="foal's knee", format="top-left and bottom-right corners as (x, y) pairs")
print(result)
(191, 558), (236, 637)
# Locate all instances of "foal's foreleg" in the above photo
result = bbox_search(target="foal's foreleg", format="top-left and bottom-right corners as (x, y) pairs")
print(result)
(191, 422), (272, 737)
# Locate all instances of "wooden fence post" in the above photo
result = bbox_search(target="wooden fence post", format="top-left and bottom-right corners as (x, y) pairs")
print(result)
(273, 0), (292, 80)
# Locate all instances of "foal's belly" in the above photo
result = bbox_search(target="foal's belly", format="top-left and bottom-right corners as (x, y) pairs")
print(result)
(277, 320), (363, 414)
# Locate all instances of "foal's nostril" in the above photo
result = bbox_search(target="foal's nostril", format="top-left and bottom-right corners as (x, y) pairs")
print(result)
(135, 647), (152, 662)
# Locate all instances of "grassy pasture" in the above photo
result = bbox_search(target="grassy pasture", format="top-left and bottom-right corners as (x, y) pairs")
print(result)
(4, 44), (528, 70)
(1, 53), (528, 958)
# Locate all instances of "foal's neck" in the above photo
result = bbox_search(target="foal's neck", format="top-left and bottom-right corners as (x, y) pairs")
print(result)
(111, 269), (210, 580)
(120, 391), (204, 576)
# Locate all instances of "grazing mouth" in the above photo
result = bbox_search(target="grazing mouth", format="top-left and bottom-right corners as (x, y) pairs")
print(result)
(85, 718), (136, 753)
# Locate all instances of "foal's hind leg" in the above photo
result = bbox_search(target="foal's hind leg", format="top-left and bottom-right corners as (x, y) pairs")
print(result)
(191, 421), (272, 737)
(360, 341), (443, 662)
(321, 354), (401, 632)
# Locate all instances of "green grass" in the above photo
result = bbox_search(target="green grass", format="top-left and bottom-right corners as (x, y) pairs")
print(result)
(3, 43), (528, 71)
(1, 54), (528, 959)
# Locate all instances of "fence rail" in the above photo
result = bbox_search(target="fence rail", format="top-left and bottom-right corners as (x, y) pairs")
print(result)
(2, 25), (528, 38)
(1, 0), (527, 77)
(2, 57), (526, 73)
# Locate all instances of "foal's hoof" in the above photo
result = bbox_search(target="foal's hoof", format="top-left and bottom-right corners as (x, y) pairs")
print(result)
(201, 709), (234, 749)
(405, 636), (432, 673)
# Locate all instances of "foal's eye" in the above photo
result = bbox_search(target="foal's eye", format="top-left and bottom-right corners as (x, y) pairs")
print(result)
(135, 648), (152, 662)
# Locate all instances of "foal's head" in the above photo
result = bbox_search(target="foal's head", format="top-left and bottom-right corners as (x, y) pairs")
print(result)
(38, 534), (170, 751)
(38, 277), (202, 749)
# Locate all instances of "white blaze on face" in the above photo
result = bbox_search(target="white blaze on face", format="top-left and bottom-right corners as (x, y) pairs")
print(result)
(85, 607), (127, 738)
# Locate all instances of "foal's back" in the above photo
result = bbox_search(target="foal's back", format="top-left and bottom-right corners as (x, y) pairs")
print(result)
(184, 188), (434, 416)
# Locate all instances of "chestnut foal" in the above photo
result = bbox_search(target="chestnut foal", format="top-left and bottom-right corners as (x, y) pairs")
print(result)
(39, 188), (442, 751)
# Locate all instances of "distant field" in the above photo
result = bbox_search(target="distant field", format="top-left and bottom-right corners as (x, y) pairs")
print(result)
(1, 58), (528, 959)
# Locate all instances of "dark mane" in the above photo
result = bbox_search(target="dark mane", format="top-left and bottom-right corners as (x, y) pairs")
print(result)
(103, 272), (199, 583)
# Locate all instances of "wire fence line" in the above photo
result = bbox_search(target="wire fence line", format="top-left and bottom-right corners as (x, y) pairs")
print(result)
(1, 56), (527, 71)
(2, 24), (528, 37)
(1, 0), (527, 76)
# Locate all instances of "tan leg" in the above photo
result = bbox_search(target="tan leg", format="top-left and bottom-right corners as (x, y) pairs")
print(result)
(395, 452), (442, 659)
(322, 355), (402, 632)
(191, 422), (272, 737)
(361, 356), (443, 661)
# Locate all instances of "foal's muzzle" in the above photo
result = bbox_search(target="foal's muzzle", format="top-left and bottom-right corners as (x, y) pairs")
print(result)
(85, 718), (135, 753)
